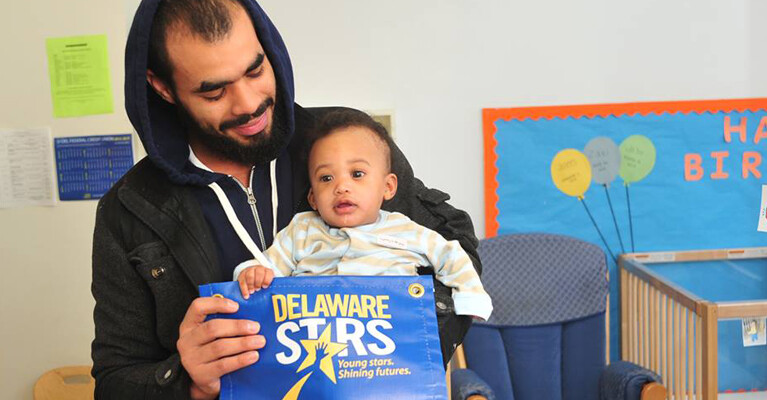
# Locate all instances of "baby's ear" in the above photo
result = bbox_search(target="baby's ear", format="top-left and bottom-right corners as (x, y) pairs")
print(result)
(383, 173), (398, 201)
(307, 188), (318, 210)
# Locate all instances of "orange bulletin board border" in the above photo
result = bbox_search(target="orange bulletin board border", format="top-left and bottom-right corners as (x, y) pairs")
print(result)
(483, 98), (767, 238)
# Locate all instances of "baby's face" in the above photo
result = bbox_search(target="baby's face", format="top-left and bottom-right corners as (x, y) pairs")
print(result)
(307, 126), (397, 228)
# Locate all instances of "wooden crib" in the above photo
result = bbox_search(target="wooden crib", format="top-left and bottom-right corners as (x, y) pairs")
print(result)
(619, 247), (767, 400)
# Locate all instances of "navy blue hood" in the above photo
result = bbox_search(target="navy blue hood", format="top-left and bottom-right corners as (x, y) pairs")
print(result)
(125, 0), (295, 185)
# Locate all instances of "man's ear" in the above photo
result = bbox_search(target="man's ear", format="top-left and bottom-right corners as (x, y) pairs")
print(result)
(383, 173), (398, 201)
(307, 188), (318, 210)
(146, 69), (176, 104)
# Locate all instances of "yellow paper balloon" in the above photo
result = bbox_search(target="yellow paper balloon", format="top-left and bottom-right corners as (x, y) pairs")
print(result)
(551, 149), (592, 198)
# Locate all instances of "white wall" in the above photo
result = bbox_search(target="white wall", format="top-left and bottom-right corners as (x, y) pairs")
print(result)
(1, 0), (764, 398)
(0, 1), (131, 399)
(261, 0), (763, 230)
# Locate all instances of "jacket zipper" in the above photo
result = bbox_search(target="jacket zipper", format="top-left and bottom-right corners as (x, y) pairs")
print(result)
(231, 168), (267, 250)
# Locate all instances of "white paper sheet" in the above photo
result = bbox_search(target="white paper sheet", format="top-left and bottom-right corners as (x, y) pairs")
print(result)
(742, 317), (766, 347)
(0, 128), (57, 208)
(759, 185), (767, 233)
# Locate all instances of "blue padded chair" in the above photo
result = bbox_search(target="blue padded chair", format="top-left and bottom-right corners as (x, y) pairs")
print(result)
(450, 234), (665, 400)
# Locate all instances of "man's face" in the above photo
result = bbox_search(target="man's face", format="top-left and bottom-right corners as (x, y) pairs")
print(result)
(154, 5), (285, 165)
(307, 127), (397, 228)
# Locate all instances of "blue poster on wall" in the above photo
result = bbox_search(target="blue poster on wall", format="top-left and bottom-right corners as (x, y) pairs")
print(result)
(199, 276), (447, 400)
(54, 134), (133, 200)
(483, 98), (767, 390)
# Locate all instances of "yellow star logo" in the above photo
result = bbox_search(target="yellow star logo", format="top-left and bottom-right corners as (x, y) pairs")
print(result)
(296, 323), (347, 383)
(282, 324), (348, 400)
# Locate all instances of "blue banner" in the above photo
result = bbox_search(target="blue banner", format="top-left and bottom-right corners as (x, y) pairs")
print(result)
(199, 276), (447, 400)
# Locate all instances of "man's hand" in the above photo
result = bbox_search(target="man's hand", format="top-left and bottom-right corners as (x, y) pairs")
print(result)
(237, 265), (275, 299)
(177, 296), (265, 400)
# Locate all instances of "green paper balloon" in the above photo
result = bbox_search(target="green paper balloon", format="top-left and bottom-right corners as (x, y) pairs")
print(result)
(619, 135), (656, 184)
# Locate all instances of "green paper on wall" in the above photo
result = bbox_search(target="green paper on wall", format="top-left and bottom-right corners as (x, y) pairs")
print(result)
(46, 34), (114, 118)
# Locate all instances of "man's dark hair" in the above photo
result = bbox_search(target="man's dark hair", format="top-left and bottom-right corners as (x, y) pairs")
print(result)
(308, 108), (396, 172)
(148, 0), (242, 87)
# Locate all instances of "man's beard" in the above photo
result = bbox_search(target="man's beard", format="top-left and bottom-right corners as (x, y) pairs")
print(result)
(176, 95), (290, 166)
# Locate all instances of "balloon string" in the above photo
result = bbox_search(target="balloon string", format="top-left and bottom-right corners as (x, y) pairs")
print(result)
(581, 197), (617, 263)
(604, 184), (625, 253)
(626, 184), (635, 252)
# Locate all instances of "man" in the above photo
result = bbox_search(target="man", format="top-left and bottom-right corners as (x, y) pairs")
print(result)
(91, 0), (481, 398)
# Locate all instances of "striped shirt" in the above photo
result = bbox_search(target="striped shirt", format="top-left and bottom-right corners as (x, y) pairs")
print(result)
(235, 210), (492, 320)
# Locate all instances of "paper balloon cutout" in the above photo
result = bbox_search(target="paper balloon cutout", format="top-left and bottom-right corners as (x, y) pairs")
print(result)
(551, 149), (592, 198)
(584, 137), (621, 185)
(619, 135), (656, 183)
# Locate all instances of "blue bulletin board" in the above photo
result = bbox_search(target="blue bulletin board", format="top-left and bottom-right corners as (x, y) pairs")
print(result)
(54, 134), (133, 200)
(483, 98), (767, 370)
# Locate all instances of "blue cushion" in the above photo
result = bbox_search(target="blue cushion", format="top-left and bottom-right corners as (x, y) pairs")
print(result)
(463, 325), (515, 400)
(477, 234), (608, 326)
(462, 234), (612, 400)
(464, 312), (607, 400)
(451, 368), (497, 400)
(502, 324), (562, 400)
(563, 313), (606, 400)
(599, 361), (662, 400)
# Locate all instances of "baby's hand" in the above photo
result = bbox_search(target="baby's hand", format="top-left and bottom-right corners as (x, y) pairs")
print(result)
(237, 265), (275, 299)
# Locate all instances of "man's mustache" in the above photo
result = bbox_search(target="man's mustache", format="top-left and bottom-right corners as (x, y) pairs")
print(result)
(219, 97), (275, 131)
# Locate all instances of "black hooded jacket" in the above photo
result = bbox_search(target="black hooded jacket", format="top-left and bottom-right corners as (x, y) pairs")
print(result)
(91, 0), (480, 398)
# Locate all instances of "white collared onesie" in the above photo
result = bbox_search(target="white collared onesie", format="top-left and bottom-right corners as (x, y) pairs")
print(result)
(234, 210), (493, 321)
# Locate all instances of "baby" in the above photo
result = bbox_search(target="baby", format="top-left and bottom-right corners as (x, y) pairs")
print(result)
(234, 108), (492, 321)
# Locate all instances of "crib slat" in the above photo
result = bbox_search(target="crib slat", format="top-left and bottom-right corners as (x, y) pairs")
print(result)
(675, 302), (682, 400)
(687, 310), (694, 400)
(696, 314), (702, 399)
(665, 296), (674, 396)
(655, 290), (664, 376)
(635, 275), (641, 365)
(681, 305), (688, 400)
(644, 282), (650, 369)
(628, 274), (634, 362)
(659, 293), (669, 387)
(632, 274), (638, 363)
(606, 289), (610, 366)
(640, 281), (647, 367)
(667, 296), (674, 394)
(650, 286), (657, 374)
(621, 269), (628, 361)
(701, 303), (718, 400)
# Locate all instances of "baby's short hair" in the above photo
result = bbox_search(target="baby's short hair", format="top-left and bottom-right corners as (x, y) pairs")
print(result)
(307, 108), (395, 172)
